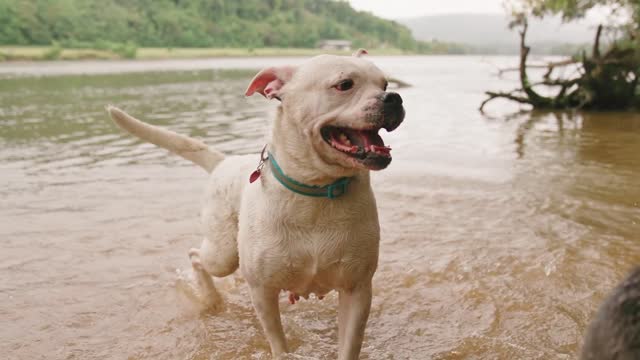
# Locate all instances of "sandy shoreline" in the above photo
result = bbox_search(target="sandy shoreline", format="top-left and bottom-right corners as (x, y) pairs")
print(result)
(0, 46), (412, 62)
(0, 54), (452, 78)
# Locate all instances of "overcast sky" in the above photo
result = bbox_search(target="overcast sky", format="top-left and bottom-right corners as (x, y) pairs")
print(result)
(347, 0), (609, 23)
(348, 0), (506, 19)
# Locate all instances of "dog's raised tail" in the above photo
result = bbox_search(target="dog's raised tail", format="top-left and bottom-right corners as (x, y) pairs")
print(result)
(106, 105), (224, 173)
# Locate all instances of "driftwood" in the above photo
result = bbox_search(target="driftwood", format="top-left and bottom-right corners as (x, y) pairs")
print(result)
(497, 58), (579, 77)
(387, 76), (411, 88)
(480, 21), (640, 112)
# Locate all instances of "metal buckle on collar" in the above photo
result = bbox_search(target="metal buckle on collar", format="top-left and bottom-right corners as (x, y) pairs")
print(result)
(327, 178), (349, 199)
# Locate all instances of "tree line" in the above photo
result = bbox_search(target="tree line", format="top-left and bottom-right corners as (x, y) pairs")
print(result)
(0, 0), (455, 53)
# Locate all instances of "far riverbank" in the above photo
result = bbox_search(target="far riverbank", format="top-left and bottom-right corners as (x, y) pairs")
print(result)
(0, 46), (414, 62)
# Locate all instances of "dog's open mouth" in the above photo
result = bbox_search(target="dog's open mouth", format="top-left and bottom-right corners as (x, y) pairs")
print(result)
(321, 126), (392, 169)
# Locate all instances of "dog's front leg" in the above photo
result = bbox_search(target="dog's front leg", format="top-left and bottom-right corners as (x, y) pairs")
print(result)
(249, 285), (288, 357)
(337, 281), (373, 360)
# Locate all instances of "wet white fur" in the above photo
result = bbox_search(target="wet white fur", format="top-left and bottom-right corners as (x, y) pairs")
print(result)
(107, 54), (390, 359)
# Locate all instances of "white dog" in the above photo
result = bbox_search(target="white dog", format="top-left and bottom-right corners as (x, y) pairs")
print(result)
(107, 51), (404, 359)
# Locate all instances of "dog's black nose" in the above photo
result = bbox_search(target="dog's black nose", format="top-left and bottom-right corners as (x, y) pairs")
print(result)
(382, 92), (402, 106)
(381, 92), (404, 132)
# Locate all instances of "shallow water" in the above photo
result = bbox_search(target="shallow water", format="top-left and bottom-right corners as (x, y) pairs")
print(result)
(1, 56), (639, 360)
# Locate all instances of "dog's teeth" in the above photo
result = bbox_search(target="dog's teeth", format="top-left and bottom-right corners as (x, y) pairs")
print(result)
(339, 133), (349, 143)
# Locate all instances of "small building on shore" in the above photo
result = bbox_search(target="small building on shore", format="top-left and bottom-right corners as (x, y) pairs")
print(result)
(317, 40), (352, 51)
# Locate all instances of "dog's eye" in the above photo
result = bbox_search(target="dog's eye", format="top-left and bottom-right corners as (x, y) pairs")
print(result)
(334, 79), (354, 92)
(383, 81), (388, 91)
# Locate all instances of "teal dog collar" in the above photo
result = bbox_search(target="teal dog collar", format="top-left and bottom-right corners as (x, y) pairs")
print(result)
(268, 152), (350, 199)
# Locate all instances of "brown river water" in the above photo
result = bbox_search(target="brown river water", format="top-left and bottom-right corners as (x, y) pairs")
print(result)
(1, 56), (639, 360)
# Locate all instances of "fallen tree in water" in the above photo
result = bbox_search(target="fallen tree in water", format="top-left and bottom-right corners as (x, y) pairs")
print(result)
(480, 19), (640, 112)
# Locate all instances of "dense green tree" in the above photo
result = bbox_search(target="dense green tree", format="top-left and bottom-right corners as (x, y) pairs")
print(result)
(481, 0), (640, 111)
(0, 0), (425, 51)
(507, 0), (635, 21)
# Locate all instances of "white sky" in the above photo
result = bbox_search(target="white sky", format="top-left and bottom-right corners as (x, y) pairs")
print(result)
(347, 0), (611, 23)
(348, 0), (506, 19)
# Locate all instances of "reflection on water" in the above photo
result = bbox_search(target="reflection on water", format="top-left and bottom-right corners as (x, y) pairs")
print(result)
(1, 57), (639, 359)
(0, 70), (268, 174)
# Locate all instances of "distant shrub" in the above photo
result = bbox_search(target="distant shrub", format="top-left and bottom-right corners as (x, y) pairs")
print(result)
(59, 39), (93, 49)
(43, 41), (62, 60)
(92, 39), (113, 50)
(111, 41), (137, 59)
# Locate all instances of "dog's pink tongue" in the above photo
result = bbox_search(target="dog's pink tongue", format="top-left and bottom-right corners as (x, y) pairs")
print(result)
(354, 130), (391, 155)
(329, 128), (391, 156)
(357, 130), (375, 148)
(329, 131), (358, 153)
(370, 144), (391, 155)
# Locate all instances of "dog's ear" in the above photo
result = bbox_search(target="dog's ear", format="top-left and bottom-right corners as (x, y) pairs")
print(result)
(353, 48), (368, 57)
(245, 66), (297, 100)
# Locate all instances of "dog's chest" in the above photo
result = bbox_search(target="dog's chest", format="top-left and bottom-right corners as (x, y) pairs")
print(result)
(280, 231), (349, 296)
(243, 214), (378, 294)
(239, 179), (380, 292)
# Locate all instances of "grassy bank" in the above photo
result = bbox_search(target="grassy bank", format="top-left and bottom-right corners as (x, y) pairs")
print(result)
(0, 46), (411, 61)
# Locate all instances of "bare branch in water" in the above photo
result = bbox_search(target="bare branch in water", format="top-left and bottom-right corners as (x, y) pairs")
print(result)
(386, 76), (411, 88)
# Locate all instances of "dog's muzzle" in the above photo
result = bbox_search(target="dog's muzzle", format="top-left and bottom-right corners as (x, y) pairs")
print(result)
(381, 92), (405, 132)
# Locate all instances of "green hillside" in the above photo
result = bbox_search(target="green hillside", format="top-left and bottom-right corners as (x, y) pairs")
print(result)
(0, 0), (425, 51)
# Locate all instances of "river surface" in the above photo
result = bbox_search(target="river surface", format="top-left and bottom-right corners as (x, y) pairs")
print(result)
(1, 56), (639, 360)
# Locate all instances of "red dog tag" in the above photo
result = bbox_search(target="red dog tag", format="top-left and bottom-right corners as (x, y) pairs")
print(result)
(249, 144), (268, 184)
(249, 169), (261, 183)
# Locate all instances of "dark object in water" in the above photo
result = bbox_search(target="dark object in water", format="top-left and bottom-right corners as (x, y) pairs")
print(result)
(580, 267), (640, 360)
